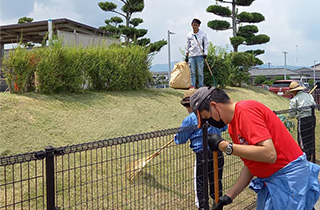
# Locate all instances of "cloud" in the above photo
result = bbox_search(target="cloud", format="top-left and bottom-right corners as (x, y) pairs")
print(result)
(0, 0), (34, 24)
(30, 0), (82, 22)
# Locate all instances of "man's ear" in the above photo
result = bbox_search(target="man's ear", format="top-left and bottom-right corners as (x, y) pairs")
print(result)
(209, 101), (217, 107)
(209, 101), (220, 112)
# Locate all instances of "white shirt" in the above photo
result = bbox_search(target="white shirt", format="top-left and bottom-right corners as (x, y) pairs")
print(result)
(186, 29), (209, 57)
(288, 91), (316, 119)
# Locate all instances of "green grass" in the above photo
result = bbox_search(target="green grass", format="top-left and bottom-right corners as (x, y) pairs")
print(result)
(1, 86), (310, 156)
(0, 89), (186, 156)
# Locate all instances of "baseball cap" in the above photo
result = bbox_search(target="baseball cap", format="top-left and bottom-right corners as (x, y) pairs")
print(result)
(190, 86), (216, 128)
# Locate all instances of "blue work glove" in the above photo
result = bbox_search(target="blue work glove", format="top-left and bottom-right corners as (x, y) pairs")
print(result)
(185, 56), (189, 63)
(212, 195), (232, 210)
(208, 134), (224, 151)
(203, 54), (207, 59)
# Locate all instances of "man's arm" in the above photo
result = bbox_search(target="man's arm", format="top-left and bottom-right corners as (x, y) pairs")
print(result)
(288, 98), (297, 118)
(174, 118), (193, 144)
(226, 165), (253, 200)
(186, 34), (190, 55)
(202, 32), (209, 55)
(219, 139), (277, 164)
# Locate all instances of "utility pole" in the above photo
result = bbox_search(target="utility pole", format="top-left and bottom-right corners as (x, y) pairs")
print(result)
(167, 30), (175, 86)
(283, 52), (288, 80)
(314, 60), (317, 86)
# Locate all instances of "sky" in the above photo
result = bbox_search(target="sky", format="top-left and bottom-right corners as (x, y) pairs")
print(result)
(1, 0), (320, 68)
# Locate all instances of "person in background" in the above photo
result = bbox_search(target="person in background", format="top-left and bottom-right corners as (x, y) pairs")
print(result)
(174, 89), (227, 210)
(185, 18), (209, 89)
(190, 86), (320, 210)
(286, 81), (317, 162)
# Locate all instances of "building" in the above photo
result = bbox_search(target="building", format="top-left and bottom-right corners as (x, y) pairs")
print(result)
(249, 63), (320, 84)
(248, 67), (306, 84)
(0, 18), (119, 58)
(296, 64), (320, 84)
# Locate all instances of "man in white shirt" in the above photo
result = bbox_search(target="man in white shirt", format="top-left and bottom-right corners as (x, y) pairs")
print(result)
(186, 18), (209, 89)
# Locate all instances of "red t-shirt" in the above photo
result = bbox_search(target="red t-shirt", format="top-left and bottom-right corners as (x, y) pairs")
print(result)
(228, 100), (303, 178)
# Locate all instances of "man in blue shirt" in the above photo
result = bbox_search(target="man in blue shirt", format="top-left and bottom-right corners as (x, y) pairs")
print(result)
(174, 89), (227, 209)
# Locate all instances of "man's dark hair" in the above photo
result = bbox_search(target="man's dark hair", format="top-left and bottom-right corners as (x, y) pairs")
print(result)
(192, 18), (201, 25)
(198, 88), (230, 112)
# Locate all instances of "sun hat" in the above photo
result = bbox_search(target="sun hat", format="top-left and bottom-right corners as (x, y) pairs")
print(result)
(286, 81), (305, 93)
(180, 89), (197, 106)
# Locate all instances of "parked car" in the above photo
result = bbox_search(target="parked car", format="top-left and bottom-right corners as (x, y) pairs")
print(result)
(255, 84), (269, 90)
(269, 80), (309, 98)
(303, 83), (311, 90)
(155, 84), (169, 88)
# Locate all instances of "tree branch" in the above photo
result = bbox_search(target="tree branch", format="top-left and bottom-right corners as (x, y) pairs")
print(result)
(111, 10), (126, 18)
(218, 0), (233, 4)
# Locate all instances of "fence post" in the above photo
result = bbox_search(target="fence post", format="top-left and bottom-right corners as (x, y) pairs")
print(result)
(45, 146), (56, 210)
(311, 107), (316, 163)
(202, 123), (209, 210)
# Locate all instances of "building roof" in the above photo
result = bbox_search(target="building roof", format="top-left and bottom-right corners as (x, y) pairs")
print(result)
(296, 67), (320, 77)
(296, 67), (313, 72)
(249, 68), (304, 77)
(311, 63), (320, 68)
(0, 18), (109, 45)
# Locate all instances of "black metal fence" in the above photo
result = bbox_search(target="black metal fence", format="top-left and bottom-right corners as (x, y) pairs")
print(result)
(0, 105), (319, 210)
(313, 88), (320, 110)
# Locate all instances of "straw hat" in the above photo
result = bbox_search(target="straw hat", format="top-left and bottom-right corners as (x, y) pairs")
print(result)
(180, 89), (197, 106)
(287, 81), (305, 93)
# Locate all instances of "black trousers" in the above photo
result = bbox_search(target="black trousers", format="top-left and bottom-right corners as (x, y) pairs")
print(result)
(195, 150), (224, 208)
(297, 115), (316, 162)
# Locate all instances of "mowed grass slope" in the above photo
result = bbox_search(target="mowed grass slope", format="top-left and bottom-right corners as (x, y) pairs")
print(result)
(1, 86), (319, 156)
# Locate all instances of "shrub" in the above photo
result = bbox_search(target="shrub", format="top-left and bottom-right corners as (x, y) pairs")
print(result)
(204, 44), (232, 88)
(84, 44), (151, 91)
(254, 75), (266, 85)
(2, 41), (151, 93)
(2, 46), (36, 93)
(35, 41), (86, 94)
(229, 52), (256, 87)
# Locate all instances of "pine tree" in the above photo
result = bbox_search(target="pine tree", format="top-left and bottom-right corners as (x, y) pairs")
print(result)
(98, 0), (166, 54)
(206, 0), (270, 64)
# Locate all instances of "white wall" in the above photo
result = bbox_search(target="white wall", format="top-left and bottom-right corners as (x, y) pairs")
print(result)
(57, 30), (119, 48)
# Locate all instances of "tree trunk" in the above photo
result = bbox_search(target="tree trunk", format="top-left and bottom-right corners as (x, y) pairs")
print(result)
(125, 12), (130, 43)
(232, 0), (237, 52)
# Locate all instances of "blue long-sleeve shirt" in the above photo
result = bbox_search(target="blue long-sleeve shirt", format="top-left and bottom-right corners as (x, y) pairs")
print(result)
(174, 112), (228, 153)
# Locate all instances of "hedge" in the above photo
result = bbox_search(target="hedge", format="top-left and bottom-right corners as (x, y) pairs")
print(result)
(2, 42), (152, 94)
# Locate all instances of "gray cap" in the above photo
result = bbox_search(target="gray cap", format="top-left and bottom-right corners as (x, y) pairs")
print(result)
(190, 87), (216, 128)
(190, 86), (216, 113)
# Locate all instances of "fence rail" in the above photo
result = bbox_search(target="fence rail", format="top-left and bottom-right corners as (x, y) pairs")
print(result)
(1, 105), (319, 210)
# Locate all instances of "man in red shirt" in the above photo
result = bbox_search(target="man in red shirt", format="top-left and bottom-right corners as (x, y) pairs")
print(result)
(190, 87), (320, 209)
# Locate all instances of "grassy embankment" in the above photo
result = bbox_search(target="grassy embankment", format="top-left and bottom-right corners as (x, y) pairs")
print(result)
(1, 86), (319, 156)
